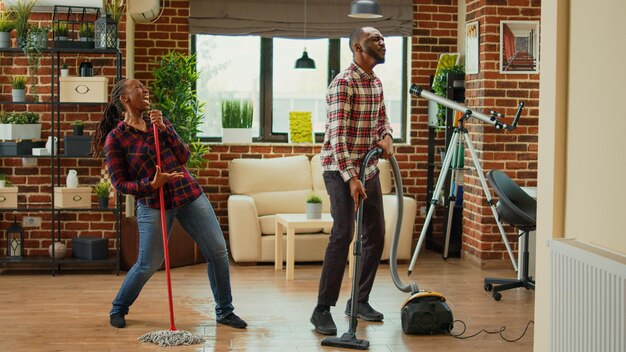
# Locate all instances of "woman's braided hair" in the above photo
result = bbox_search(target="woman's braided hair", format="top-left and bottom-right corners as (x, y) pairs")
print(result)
(91, 79), (128, 157)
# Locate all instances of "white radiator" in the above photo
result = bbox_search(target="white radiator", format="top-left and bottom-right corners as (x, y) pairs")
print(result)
(551, 239), (626, 352)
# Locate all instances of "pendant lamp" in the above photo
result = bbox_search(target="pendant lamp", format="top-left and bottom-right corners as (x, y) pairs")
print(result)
(348, 0), (383, 18)
(295, 0), (316, 69)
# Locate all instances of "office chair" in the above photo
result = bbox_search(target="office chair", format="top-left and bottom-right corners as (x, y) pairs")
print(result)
(483, 170), (536, 301)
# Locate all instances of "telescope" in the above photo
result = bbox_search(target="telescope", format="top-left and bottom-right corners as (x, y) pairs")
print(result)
(409, 84), (524, 131)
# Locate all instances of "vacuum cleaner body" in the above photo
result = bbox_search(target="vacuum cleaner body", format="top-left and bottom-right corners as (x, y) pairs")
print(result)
(401, 291), (453, 334)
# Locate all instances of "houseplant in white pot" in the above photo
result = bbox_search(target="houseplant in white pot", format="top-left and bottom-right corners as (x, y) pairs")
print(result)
(0, 9), (15, 48)
(10, 75), (26, 102)
(60, 62), (69, 77)
(221, 99), (253, 143)
(0, 111), (41, 140)
(306, 194), (323, 219)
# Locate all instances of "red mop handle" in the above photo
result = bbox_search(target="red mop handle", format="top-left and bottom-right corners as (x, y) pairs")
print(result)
(153, 123), (177, 331)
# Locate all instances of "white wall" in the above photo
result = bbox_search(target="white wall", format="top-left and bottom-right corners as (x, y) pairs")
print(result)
(535, 0), (626, 351)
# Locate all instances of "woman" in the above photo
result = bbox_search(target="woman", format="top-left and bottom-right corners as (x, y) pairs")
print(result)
(92, 79), (247, 330)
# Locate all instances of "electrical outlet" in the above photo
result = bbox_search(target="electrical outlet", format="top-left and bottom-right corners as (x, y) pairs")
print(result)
(23, 216), (42, 228)
(420, 206), (427, 217)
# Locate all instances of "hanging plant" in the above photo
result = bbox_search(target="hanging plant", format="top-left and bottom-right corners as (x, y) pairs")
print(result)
(432, 65), (465, 127)
(21, 25), (49, 102)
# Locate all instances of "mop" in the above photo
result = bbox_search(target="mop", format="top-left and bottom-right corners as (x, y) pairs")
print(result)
(138, 124), (204, 347)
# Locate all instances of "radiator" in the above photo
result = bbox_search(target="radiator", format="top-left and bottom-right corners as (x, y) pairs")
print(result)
(551, 239), (626, 352)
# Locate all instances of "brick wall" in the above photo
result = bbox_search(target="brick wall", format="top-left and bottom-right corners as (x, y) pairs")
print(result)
(1, 1), (539, 266)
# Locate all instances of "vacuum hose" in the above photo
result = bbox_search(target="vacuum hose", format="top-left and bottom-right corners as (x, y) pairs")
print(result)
(387, 152), (419, 295)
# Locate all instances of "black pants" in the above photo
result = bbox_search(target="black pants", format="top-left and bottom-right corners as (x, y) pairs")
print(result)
(317, 171), (385, 306)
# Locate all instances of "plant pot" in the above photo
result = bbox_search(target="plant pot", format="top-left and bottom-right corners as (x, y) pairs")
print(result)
(11, 89), (25, 102)
(0, 32), (10, 48)
(48, 241), (67, 259)
(61, 69), (69, 77)
(0, 180), (5, 188)
(306, 202), (322, 219)
(222, 128), (252, 144)
(98, 197), (109, 209)
(72, 125), (84, 135)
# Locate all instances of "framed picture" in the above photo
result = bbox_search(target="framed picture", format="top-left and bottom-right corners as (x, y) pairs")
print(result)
(499, 20), (540, 74)
(465, 21), (479, 74)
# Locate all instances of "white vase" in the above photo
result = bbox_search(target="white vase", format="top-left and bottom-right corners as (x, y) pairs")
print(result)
(12, 89), (25, 102)
(0, 180), (5, 188)
(46, 136), (58, 155)
(222, 128), (252, 144)
(0, 32), (9, 48)
(60, 69), (69, 77)
(66, 169), (79, 188)
(306, 203), (322, 219)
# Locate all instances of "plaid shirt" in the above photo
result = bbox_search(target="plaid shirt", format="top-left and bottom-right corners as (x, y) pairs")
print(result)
(321, 62), (393, 182)
(105, 118), (203, 210)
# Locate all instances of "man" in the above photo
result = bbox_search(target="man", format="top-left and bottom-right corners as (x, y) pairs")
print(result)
(310, 26), (393, 336)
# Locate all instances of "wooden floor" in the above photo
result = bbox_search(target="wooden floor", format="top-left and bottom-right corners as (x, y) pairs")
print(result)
(0, 251), (534, 351)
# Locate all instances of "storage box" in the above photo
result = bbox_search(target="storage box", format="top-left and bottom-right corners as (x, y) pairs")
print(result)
(64, 135), (92, 156)
(0, 187), (18, 208)
(59, 76), (109, 103)
(0, 141), (45, 156)
(54, 187), (91, 208)
(72, 237), (108, 260)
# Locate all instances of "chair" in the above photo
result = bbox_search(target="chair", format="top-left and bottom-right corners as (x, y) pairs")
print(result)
(483, 170), (536, 301)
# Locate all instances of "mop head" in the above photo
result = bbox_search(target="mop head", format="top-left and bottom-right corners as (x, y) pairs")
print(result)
(138, 329), (204, 347)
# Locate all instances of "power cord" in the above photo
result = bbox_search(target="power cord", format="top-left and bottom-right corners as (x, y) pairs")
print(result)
(449, 319), (534, 342)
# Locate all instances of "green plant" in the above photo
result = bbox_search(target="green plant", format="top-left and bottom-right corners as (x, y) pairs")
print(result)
(10, 75), (27, 89)
(151, 51), (209, 175)
(0, 112), (10, 124)
(13, 112), (39, 124)
(432, 65), (465, 127)
(221, 99), (253, 129)
(21, 25), (49, 102)
(61, 61), (68, 69)
(105, 0), (125, 24)
(306, 194), (322, 204)
(9, 0), (35, 43)
(78, 23), (94, 38)
(71, 120), (84, 127)
(0, 173), (13, 187)
(53, 21), (68, 37)
(0, 9), (15, 32)
(93, 180), (111, 198)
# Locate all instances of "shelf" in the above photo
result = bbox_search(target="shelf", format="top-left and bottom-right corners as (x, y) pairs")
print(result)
(0, 207), (120, 212)
(0, 47), (120, 54)
(0, 101), (108, 105)
(0, 101), (52, 105)
(0, 255), (117, 266)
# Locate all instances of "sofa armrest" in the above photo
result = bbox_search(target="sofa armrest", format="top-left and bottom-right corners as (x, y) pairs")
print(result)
(381, 194), (417, 260)
(227, 195), (262, 262)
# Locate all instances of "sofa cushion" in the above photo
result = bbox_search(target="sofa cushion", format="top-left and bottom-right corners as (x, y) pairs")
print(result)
(229, 155), (312, 194)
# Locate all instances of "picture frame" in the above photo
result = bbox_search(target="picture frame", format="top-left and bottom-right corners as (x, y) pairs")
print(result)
(465, 21), (479, 74)
(499, 20), (540, 74)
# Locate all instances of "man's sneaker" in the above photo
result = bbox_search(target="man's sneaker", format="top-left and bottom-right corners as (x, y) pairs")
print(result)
(344, 300), (384, 322)
(110, 313), (126, 328)
(310, 310), (337, 335)
(217, 312), (248, 329)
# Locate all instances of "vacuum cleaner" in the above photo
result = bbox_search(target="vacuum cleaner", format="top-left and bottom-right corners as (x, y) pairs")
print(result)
(322, 148), (453, 350)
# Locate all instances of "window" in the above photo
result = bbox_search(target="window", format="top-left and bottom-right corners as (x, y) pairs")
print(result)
(194, 35), (410, 142)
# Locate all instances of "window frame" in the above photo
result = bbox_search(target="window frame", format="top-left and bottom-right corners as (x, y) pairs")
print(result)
(192, 35), (408, 143)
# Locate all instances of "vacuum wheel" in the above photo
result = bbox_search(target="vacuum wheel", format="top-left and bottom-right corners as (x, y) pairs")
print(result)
(484, 283), (493, 292)
(492, 291), (502, 301)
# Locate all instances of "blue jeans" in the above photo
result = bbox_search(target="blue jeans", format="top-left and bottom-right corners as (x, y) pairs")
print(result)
(110, 194), (234, 320)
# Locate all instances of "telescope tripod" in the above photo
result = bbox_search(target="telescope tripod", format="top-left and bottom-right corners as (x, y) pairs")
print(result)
(408, 114), (518, 274)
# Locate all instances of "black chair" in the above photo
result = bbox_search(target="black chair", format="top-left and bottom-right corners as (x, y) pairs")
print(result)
(483, 170), (536, 301)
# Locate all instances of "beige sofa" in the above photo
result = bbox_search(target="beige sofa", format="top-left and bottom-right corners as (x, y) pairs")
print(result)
(227, 154), (417, 263)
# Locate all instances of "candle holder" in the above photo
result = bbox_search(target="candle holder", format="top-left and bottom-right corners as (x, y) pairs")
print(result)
(6, 218), (24, 257)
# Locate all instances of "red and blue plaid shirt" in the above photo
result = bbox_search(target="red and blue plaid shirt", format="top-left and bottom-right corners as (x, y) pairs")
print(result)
(105, 118), (203, 210)
(321, 62), (393, 182)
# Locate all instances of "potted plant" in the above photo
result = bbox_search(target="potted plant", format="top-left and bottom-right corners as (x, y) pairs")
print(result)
(9, 0), (35, 47)
(150, 51), (209, 176)
(0, 111), (41, 140)
(432, 65), (465, 127)
(78, 23), (94, 42)
(305, 194), (323, 219)
(0, 9), (15, 48)
(53, 21), (68, 41)
(61, 62), (69, 77)
(71, 120), (84, 135)
(10, 75), (27, 102)
(93, 180), (111, 208)
(221, 99), (253, 143)
(22, 25), (49, 102)
(0, 172), (12, 188)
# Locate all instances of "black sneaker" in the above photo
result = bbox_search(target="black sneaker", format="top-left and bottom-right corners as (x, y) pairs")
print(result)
(345, 300), (384, 322)
(310, 309), (337, 335)
(110, 313), (126, 328)
(217, 312), (248, 329)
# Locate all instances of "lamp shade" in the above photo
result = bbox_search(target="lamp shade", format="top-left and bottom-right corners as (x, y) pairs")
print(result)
(348, 0), (383, 18)
(295, 50), (316, 69)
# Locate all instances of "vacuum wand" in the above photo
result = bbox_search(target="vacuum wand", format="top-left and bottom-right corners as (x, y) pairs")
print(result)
(409, 84), (524, 131)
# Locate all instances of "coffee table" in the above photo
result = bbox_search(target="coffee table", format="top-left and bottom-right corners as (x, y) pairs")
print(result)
(274, 213), (334, 280)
